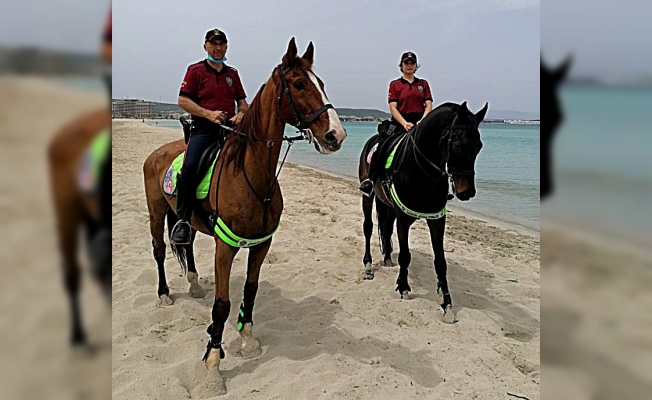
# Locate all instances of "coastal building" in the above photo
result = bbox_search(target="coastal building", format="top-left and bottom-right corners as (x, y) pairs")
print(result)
(112, 99), (155, 118)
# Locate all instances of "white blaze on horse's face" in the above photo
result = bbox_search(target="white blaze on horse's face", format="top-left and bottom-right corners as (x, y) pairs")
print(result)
(306, 70), (347, 154)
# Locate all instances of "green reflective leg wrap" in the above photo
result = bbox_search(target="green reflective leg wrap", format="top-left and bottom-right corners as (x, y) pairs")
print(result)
(237, 301), (253, 332)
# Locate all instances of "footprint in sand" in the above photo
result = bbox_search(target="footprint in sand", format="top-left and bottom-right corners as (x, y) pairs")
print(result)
(134, 270), (156, 286)
(265, 251), (289, 265)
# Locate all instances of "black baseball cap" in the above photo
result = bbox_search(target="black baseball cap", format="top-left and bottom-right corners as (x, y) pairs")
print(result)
(205, 28), (228, 43)
(401, 52), (417, 63)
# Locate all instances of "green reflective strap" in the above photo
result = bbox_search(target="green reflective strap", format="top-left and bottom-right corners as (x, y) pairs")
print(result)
(390, 183), (447, 220)
(91, 128), (110, 181)
(214, 217), (280, 248)
(237, 321), (243, 331)
(385, 136), (406, 169)
(214, 219), (240, 247)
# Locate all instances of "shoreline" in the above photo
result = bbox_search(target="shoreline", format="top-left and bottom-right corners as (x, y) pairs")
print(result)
(126, 118), (540, 236)
(284, 161), (540, 237)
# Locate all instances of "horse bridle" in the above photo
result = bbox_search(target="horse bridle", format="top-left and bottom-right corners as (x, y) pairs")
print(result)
(277, 66), (334, 143)
(440, 118), (477, 177)
(403, 115), (476, 182)
(214, 64), (336, 235)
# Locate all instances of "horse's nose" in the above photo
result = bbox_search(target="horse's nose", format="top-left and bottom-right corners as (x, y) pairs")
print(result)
(324, 130), (337, 145)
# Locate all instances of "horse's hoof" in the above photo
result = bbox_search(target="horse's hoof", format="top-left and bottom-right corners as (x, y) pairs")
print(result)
(187, 272), (206, 298)
(189, 284), (206, 298)
(400, 291), (410, 300)
(239, 340), (262, 359)
(70, 330), (87, 346)
(191, 364), (226, 398)
(238, 323), (262, 359)
(157, 294), (174, 307)
(441, 305), (457, 324)
(363, 263), (374, 280)
(383, 258), (393, 267)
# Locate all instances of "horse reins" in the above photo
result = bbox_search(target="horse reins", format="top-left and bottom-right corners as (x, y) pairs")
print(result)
(213, 65), (333, 235)
(391, 115), (475, 199)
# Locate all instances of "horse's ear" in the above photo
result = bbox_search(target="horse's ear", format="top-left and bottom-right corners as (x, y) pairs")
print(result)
(282, 37), (298, 67)
(460, 101), (469, 113)
(553, 55), (572, 84)
(302, 41), (314, 65)
(475, 102), (489, 123)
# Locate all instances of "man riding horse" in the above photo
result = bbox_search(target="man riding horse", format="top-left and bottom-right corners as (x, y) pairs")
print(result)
(171, 28), (250, 245)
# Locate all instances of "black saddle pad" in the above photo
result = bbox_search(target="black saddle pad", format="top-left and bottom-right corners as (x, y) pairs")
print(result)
(376, 131), (407, 166)
(196, 141), (220, 183)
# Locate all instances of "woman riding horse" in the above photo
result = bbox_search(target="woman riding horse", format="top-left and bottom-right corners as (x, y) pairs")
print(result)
(359, 100), (488, 323)
(359, 51), (433, 196)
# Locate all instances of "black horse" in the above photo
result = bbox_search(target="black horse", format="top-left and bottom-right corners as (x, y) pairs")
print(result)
(541, 56), (571, 199)
(358, 101), (487, 323)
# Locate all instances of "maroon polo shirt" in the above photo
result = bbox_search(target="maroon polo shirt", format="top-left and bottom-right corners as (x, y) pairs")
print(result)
(179, 60), (247, 123)
(388, 77), (433, 121)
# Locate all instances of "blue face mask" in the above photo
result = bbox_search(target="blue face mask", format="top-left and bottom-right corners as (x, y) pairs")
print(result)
(207, 54), (227, 64)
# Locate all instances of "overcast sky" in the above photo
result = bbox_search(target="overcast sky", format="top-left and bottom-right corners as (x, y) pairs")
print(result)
(542, 0), (652, 79)
(0, 0), (109, 53)
(109, 0), (540, 115)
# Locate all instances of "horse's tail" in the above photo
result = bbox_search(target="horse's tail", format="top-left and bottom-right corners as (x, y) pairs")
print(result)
(166, 208), (188, 274)
(377, 221), (385, 254)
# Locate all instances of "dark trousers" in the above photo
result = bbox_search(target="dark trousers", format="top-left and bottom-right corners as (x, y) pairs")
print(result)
(368, 120), (404, 181)
(181, 131), (219, 186)
(368, 114), (424, 181)
(99, 148), (111, 227)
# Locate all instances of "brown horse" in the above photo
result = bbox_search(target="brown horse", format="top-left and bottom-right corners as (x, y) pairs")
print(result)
(48, 108), (112, 345)
(143, 38), (346, 395)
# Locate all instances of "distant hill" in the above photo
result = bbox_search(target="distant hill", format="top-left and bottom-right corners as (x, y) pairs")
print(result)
(487, 109), (539, 120)
(125, 102), (393, 119)
(152, 102), (184, 114)
(335, 108), (390, 119)
(118, 100), (538, 121)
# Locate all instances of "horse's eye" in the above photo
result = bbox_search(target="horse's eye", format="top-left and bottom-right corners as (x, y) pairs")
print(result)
(453, 143), (461, 153)
(293, 80), (305, 90)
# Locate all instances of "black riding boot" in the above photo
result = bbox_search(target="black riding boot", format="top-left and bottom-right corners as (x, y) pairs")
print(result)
(359, 155), (379, 197)
(170, 174), (193, 245)
(359, 179), (374, 197)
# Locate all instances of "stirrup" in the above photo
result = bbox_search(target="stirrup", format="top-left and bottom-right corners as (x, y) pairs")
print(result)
(170, 220), (191, 245)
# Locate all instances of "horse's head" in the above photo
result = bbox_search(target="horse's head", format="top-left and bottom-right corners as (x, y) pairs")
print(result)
(441, 101), (488, 201)
(541, 56), (571, 139)
(275, 38), (347, 153)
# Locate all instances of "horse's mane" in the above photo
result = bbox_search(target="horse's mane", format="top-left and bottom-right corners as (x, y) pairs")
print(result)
(220, 86), (265, 170)
(220, 59), (313, 171)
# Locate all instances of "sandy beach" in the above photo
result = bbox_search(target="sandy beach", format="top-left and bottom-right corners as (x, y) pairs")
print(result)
(112, 119), (540, 399)
(0, 77), (110, 399)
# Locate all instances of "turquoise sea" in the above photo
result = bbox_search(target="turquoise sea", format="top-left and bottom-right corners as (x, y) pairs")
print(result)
(147, 119), (540, 231)
(545, 86), (652, 242)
